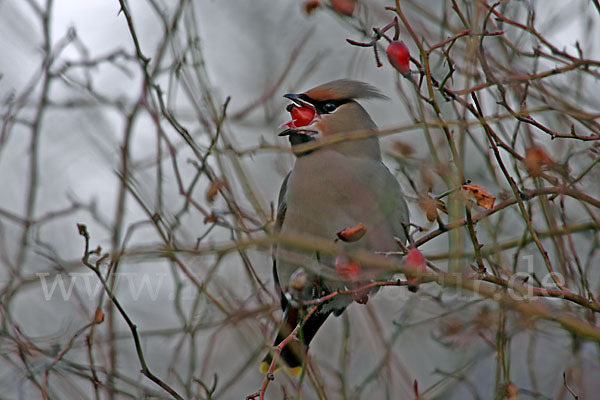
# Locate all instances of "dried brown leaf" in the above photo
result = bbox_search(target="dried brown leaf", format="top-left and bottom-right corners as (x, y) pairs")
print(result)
(205, 179), (227, 203)
(93, 308), (105, 324)
(525, 146), (553, 177)
(303, 0), (321, 14)
(393, 140), (415, 157)
(418, 194), (447, 222)
(461, 184), (495, 209)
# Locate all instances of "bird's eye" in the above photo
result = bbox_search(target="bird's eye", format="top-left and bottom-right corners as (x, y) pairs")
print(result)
(323, 103), (337, 113)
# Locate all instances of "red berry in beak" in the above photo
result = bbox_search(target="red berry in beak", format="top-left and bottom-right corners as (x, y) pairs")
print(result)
(290, 106), (315, 126)
(282, 106), (316, 129)
(387, 41), (411, 76)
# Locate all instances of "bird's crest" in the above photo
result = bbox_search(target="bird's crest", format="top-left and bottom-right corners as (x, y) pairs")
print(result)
(303, 79), (388, 101)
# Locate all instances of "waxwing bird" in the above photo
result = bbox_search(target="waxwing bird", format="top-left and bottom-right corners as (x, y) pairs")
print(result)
(261, 79), (409, 375)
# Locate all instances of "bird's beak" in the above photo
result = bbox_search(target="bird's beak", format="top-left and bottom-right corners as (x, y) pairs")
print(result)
(283, 93), (315, 111)
(278, 128), (295, 137)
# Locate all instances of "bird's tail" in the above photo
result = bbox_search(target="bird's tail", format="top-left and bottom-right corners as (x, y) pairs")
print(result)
(260, 307), (330, 376)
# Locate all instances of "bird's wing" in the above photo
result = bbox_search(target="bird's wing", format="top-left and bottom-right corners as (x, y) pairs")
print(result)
(273, 171), (291, 310)
(264, 171), (330, 372)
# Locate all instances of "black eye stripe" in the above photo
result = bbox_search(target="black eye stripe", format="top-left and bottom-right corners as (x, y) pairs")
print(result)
(298, 94), (350, 114)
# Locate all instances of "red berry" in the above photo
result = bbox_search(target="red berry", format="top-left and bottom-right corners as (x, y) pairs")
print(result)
(331, 0), (356, 16)
(387, 41), (410, 75)
(336, 222), (367, 242)
(335, 255), (361, 281)
(290, 106), (315, 126)
(406, 248), (426, 270)
(405, 248), (426, 292)
(282, 106), (316, 129)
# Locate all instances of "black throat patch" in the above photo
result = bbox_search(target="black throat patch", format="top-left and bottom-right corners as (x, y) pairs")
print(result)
(288, 132), (315, 157)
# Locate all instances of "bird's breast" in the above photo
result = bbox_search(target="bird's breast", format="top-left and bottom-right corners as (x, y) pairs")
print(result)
(281, 149), (401, 252)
